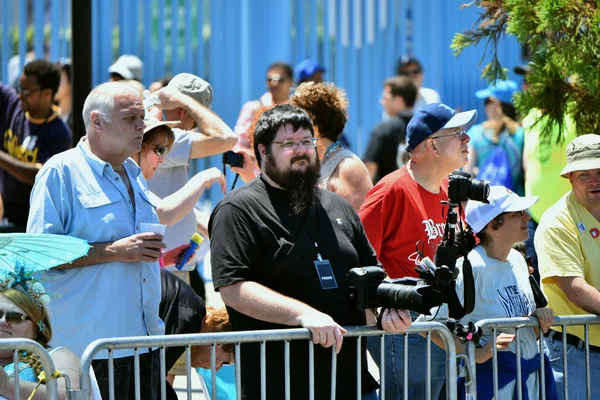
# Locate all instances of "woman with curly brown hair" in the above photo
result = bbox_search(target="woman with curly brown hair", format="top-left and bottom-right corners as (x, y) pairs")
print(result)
(290, 82), (373, 210)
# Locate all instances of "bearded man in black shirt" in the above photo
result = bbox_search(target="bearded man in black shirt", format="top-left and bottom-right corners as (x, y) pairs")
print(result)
(209, 104), (411, 399)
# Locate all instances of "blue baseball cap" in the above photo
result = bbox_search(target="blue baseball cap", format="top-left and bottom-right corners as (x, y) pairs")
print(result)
(406, 103), (478, 152)
(295, 59), (326, 83)
(475, 80), (519, 105)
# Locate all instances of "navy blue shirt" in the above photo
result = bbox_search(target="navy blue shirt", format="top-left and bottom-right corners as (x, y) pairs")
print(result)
(0, 83), (72, 226)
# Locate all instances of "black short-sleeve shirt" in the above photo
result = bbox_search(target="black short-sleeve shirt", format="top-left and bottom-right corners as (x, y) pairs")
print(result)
(209, 176), (379, 399)
(363, 110), (413, 183)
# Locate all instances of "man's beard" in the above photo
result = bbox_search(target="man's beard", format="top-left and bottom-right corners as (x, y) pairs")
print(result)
(265, 153), (321, 217)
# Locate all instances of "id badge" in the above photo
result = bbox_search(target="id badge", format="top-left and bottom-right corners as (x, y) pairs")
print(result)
(314, 260), (338, 290)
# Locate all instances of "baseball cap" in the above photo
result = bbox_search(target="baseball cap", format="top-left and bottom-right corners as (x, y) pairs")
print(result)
(295, 59), (326, 83)
(167, 73), (213, 109)
(560, 134), (600, 177)
(143, 113), (180, 135)
(466, 186), (539, 233)
(406, 103), (478, 152)
(475, 80), (519, 105)
(108, 55), (143, 81)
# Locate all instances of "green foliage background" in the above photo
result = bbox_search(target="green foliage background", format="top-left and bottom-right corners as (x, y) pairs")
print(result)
(451, 0), (600, 141)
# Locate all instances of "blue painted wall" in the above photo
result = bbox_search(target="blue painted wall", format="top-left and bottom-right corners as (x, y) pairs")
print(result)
(0, 0), (525, 202)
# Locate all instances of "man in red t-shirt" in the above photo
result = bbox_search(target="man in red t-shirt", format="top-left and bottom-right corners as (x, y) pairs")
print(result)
(360, 102), (477, 400)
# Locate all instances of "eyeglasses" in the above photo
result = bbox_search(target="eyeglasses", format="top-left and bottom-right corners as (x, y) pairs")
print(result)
(401, 69), (422, 76)
(152, 144), (168, 157)
(272, 137), (318, 151)
(266, 74), (288, 83)
(17, 87), (41, 98)
(430, 129), (466, 140)
(0, 310), (31, 325)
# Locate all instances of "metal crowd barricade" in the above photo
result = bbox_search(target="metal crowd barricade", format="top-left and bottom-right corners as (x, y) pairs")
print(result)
(464, 314), (600, 400)
(73, 322), (458, 400)
(0, 338), (60, 400)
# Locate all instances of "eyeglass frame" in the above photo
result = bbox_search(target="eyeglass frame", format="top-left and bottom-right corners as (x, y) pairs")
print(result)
(271, 137), (318, 151)
(430, 129), (467, 141)
(0, 310), (31, 325)
(17, 87), (42, 98)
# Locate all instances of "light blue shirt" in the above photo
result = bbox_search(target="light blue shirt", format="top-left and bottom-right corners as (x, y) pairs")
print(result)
(27, 140), (164, 359)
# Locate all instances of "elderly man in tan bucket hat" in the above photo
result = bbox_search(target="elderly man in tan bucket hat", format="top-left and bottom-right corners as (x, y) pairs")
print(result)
(535, 134), (600, 399)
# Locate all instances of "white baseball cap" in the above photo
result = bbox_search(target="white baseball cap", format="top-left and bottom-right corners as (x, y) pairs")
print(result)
(465, 186), (539, 233)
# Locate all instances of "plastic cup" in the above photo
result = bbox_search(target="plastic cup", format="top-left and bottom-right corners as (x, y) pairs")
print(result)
(139, 222), (167, 236)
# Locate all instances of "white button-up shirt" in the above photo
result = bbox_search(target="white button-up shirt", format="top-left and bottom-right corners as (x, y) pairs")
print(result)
(27, 140), (164, 359)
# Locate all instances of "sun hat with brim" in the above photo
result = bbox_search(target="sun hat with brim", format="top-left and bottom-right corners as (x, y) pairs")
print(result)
(560, 134), (600, 177)
(143, 114), (180, 135)
(475, 80), (519, 105)
(465, 186), (539, 234)
(108, 55), (143, 81)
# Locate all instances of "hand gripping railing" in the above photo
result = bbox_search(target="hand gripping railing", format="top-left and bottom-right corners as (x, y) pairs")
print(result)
(73, 322), (458, 400)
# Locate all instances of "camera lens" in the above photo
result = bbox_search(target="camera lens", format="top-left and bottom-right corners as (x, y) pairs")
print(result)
(375, 282), (445, 315)
(468, 179), (490, 203)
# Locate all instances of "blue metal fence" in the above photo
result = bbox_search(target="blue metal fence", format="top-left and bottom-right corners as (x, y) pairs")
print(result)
(1, 0), (524, 198)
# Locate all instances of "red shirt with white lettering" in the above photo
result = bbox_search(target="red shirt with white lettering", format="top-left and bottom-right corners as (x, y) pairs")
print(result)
(359, 166), (448, 278)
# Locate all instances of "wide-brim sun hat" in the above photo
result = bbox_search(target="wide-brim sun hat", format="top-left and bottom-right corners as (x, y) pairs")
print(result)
(560, 134), (600, 177)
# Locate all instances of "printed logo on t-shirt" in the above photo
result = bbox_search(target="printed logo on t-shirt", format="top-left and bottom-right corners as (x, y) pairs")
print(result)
(578, 222), (586, 232)
(4, 129), (39, 164)
(422, 219), (445, 244)
(590, 228), (599, 239)
(497, 285), (533, 317)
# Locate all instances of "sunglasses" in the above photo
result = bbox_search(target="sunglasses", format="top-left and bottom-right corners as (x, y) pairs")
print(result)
(401, 69), (422, 76)
(153, 144), (168, 157)
(0, 310), (31, 325)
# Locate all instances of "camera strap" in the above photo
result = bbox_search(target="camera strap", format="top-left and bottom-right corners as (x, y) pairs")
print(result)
(447, 256), (476, 319)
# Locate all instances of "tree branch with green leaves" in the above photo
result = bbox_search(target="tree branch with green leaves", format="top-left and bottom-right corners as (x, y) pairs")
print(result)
(451, 0), (600, 142)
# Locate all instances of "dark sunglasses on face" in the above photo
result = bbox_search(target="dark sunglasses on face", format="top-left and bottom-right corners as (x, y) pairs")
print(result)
(153, 144), (168, 157)
(401, 69), (422, 76)
(0, 310), (31, 325)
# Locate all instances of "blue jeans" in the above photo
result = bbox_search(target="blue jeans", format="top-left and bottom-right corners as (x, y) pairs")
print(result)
(368, 334), (447, 400)
(362, 390), (379, 400)
(545, 334), (600, 399)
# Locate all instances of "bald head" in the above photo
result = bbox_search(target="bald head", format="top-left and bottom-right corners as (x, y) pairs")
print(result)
(83, 82), (142, 133)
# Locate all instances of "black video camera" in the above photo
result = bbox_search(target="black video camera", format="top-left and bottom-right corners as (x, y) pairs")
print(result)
(347, 171), (490, 318)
